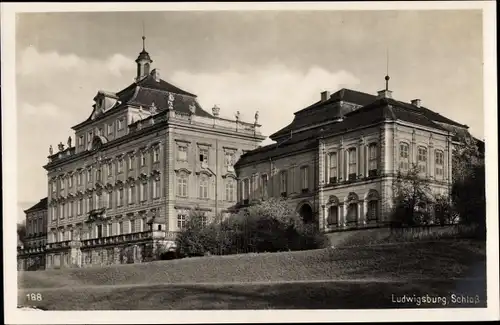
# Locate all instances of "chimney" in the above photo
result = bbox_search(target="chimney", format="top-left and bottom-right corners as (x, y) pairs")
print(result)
(151, 69), (161, 82)
(411, 99), (421, 107)
(212, 105), (220, 117)
(377, 89), (393, 99)
(320, 91), (331, 102)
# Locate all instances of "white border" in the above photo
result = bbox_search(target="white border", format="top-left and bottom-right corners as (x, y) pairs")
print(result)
(2, 1), (498, 323)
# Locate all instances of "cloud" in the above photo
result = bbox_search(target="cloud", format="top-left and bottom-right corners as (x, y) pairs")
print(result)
(171, 64), (360, 144)
(20, 102), (63, 117)
(18, 47), (135, 77)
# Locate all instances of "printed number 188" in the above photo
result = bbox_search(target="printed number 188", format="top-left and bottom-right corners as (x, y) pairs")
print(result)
(26, 293), (43, 301)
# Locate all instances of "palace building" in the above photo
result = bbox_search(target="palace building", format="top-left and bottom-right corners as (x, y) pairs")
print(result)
(234, 78), (478, 232)
(17, 41), (482, 271)
(17, 198), (48, 271)
(27, 37), (264, 270)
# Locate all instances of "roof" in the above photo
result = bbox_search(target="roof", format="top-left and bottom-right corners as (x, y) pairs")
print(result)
(73, 73), (213, 129)
(24, 197), (48, 213)
(236, 97), (450, 167)
(270, 88), (466, 140)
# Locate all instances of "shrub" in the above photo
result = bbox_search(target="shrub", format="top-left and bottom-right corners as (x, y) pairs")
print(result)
(175, 198), (330, 257)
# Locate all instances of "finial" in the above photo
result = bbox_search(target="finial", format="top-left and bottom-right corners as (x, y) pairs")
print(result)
(385, 47), (390, 91)
(142, 21), (146, 51)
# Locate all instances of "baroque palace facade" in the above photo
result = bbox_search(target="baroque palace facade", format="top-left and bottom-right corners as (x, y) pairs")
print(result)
(17, 39), (264, 270)
(17, 44), (479, 271)
(235, 80), (474, 232)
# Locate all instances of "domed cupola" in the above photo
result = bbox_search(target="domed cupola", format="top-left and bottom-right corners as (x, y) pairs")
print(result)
(135, 35), (153, 81)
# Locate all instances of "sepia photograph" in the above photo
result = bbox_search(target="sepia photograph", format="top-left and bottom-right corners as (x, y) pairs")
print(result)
(2, 1), (498, 323)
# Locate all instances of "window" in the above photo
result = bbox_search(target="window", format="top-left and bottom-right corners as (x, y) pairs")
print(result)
(178, 145), (187, 161)
(107, 163), (113, 176)
(177, 213), (187, 230)
(329, 153), (338, 183)
(199, 148), (209, 164)
(141, 217), (148, 232)
(128, 186), (134, 204)
(200, 214), (208, 228)
(128, 156), (134, 170)
(87, 131), (93, 143)
(51, 181), (57, 192)
(418, 146), (428, 174)
(118, 188), (124, 206)
(346, 203), (358, 224)
(225, 179), (235, 201)
(87, 169), (92, 182)
(117, 119), (124, 130)
(225, 152), (234, 166)
(261, 174), (268, 198)
(106, 191), (112, 209)
(96, 169), (102, 182)
(367, 200), (379, 221)
(199, 177), (208, 199)
(88, 196), (93, 211)
(98, 127), (103, 136)
(348, 148), (357, 180)
(243, 179), (250, 202)
(368, 143), (378, 175)
(153, 147), (160, 162)
(117, 159), (123, 173)
(96, 193), (102, 209)
(68, 201), (73, 218)
(130, 220), (136, 233)
(435, 150), (444, 178)
(77, 172), (82, 185)
(327, 206), (338, 225)
(107, 122), (113, 135)
(78, 136), (84, 146)
(118, 221), (123, 235)
(301, 166), (309, 192)
(140, 152), (146, 166)
(97, 225), (103, 238)
(153, 178), (160, 198)
(68, 175), (73, 188)
(177, 175), (188, 197)
(60, 178), (65, 190)
(69, 229), (74, 241)
(139, 183), (148, 202)
(280, 171), (287, 196)
(399, 142), (410, 172)
(59, 204), (65, 219)
(78, 199), (83, 215)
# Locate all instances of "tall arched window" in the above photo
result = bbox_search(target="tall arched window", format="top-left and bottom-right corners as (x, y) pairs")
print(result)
(368, 143), (378, 176)
(399, 142), (410, 172)
(417, 146), (428, 174)
(348, 148), (357, 180)
(199, 177), (208, 199)
(435, 150), (444, 178)
(225, 179), (235, 201)
(177, 173), (188, 197)
(329, 152), (338, 183)
(327, 206), (338, 225)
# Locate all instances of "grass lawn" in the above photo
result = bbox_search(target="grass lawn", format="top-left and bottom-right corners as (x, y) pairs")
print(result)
(18, 239), (486, 310)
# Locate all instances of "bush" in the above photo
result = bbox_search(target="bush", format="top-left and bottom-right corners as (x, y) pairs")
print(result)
(175, 199), (330, 257)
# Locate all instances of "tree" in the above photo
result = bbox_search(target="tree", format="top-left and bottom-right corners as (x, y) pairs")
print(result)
(391, 164), (433, 226)
(17, 222), (27, 246)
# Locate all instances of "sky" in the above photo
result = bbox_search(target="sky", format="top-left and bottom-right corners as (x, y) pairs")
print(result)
(15, 10), (484, 222)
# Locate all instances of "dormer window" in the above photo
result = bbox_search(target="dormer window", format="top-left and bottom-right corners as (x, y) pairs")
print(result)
(117, 119), (124, 130)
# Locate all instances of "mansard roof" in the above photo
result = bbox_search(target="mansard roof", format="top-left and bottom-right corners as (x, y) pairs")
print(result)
(270, 88), (466, 140)
(24, 197), (48, 213)
(73, 73), (212, 129)
(235, 96), (454, 167)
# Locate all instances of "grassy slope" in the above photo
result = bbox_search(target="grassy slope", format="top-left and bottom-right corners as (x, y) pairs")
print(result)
(20, 240), (485, 288)
(18, 239), (486, 310)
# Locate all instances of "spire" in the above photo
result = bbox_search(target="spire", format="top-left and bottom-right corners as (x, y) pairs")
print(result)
(142, 20), (146, 51)
(135, 22), (152, 81)
(385, 47), (390, 91)
(378, 47), (393, 99)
